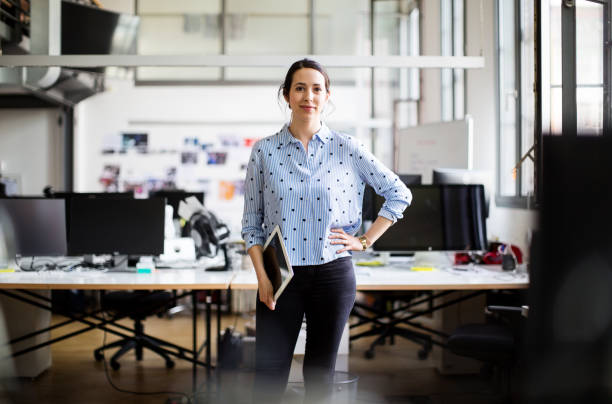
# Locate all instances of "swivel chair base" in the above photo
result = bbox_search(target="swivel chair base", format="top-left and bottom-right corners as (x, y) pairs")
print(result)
(362, 323), (433, 360)
(94, 318), (175, 370)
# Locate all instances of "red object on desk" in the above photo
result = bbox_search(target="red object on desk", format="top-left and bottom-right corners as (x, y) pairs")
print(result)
(454, 242), (524, 265)
(484, 242), (523, 265)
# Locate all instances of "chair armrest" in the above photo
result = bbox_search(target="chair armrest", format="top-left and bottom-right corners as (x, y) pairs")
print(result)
(486, 305), (529, 318)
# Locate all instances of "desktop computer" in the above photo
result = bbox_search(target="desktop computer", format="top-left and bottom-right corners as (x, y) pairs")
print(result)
(0, 198), (67, 257)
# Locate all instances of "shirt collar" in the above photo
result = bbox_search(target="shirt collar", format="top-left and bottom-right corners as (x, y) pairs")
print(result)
(280, 122), (331, 147)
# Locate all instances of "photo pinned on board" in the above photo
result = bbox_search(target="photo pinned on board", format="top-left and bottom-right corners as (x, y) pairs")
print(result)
(181, 151), (199, 165)
(207, 152), (227, 165)
(122, 133), (149, 153)
(218, 134), (241, 147)
(99, 164), (120, 192)
(218, 179), (245, 201)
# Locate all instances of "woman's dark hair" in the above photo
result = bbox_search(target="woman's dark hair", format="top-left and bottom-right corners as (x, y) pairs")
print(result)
(278, 59), (330, 101)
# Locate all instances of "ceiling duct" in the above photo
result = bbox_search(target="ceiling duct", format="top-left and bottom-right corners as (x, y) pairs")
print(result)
(0, 0), (139, 106)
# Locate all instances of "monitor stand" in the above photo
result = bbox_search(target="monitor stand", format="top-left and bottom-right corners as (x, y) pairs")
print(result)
(83, 254), (128, 271)
(389, 252), (415, 257)
(412, 251), (452, 268)
(109, 255), (128, 270)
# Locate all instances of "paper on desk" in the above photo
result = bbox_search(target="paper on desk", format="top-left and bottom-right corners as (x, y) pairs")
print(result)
(178, 196), (205, 221)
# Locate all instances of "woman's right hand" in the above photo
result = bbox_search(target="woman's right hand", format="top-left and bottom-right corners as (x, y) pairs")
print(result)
(258, 277), (276, 311)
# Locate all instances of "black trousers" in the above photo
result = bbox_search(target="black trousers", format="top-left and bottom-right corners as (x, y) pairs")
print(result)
(254, 256), (356, 403)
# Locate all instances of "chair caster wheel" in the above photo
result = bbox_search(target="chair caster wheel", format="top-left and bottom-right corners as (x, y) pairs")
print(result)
(365, 349), (375, 359)
(417, 349), (428, 360)
(166, 359), (175, 369)
(94, 350), (104, 361)
(110, 360), (121, 371)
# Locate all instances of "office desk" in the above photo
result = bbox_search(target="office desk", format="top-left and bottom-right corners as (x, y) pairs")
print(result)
(353, 264), (528, 290)
(0, 268), (235, 394)
(229, 263), (529, 291)
(0, 268), (233, 290)
(347, 264), (528, 356)
(230, 262), (528, 360)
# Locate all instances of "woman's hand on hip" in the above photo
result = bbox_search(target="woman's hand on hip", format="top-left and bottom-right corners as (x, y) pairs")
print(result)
(258, 276), (276, 310)
(329, 228), (362, 254)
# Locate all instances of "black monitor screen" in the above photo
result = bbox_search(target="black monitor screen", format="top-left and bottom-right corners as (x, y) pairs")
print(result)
(51, 192), (134, 243)
(373, 184), (487, 252)
(432, 168), (492, 217)
(0, 198), (67, 256)
(68, 198), (165, 256)
(150, 191), (205, 219)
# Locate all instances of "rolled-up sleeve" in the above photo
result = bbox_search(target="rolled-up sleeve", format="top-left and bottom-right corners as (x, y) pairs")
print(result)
(353, 141), (412, 224)
(241, 142), (266, 249)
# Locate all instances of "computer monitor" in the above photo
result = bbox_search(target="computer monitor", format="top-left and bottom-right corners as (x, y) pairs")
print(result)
(362, 174), (422, 222)
(432, 168), (493, 217)
(0, 198), (67, 256)
(150, 190), (205, 219)
(68, 198), (165, 256)
(372, 184), (487, 253)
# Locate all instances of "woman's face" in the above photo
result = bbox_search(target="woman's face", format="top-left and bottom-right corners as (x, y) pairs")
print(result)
(285, 68), (330, 121)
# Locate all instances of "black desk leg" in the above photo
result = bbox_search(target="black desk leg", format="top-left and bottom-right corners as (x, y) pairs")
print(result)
(217, 291), (221, 362)
(192, 290), (197, 400)
(206, 292), (212, 377)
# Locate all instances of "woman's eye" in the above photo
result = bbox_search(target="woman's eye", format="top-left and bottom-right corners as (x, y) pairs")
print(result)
(295, 86), (304, 91)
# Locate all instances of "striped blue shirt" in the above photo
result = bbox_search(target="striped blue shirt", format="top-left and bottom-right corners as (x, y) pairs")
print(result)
(241, 123), (411, 266)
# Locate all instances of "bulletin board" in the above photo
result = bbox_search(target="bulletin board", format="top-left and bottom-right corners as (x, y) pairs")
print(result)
(395, 116), (473, 184)
(91, 123), (280, 232)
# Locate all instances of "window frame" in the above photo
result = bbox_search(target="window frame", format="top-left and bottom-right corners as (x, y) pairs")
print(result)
(495, 0), (535, 209)
(440, 0), (465, 122)
(496, 0), (612, 209)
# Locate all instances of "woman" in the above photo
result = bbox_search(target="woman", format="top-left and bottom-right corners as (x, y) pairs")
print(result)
(241, 59), (412, 403)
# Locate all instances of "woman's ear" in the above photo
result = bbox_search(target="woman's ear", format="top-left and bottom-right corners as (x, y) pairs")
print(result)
(284, 93), (290, 109)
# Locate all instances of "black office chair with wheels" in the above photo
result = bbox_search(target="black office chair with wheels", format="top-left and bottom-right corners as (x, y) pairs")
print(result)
(351, 291), (434, 360)
(94, 290), (175, 370)
(447, 305), (527, 400)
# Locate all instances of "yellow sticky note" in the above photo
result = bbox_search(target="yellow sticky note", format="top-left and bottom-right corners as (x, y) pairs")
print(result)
(0, 268), (15, 273)
(356, 261), (384, 267)
(411, 266), (435, 271)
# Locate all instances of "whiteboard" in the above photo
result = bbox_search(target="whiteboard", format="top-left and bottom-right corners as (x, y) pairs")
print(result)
(396, 116), (472, 184)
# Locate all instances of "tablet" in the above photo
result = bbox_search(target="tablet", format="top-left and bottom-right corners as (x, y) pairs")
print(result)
(262, 225), (294, 301)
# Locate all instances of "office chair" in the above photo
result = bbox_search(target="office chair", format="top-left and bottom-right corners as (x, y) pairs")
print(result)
(447, 305), (527, 400)
(351, 291), (433, 360)
(94, 290), (175, 370)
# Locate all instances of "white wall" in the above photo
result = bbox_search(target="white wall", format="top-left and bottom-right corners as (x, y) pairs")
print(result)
(0, 109), (64, 194)
(420, 0), (441, 124)
(99, 0), (135, 14)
